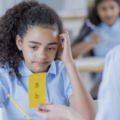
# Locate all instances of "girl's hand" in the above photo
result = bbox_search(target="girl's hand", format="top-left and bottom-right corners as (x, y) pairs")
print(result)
(35, 103), (72, 120)
(58, 31), (73, 64)
(90, 33), (103, 46)
(35, 103), (85, 120)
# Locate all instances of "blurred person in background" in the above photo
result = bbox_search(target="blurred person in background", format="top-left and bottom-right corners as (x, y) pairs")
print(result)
(72, 0), (120, 99)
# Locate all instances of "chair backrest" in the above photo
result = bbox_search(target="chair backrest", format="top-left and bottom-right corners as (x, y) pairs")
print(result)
(0, 107), (7, 120)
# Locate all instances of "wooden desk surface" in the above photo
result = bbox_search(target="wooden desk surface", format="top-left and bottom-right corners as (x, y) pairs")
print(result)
(74, 57), (105, 72)
(78, 64), (104, 72)
(60, 15), (87, 20)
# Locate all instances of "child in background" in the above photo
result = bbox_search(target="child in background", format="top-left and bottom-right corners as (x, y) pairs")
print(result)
(72, 0), (120, 99)
(0, 1), (96, 120)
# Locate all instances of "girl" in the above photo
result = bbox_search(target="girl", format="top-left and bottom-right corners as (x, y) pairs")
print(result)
(72, 0), (120, 58)
(72, 0), (120, 99)
(0, 1), (96, 120)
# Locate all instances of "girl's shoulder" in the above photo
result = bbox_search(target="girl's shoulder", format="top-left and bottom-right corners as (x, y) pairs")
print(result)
(54, 60), (77, 70)
(54, 60), (65, 72)
(54, 60), (64, 67)
(54, 60), (77, 75)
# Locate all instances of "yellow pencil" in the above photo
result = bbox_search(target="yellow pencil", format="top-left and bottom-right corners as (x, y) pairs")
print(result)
(7, 93), (31, 119)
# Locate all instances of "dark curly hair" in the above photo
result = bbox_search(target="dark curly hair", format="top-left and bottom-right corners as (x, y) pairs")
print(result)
(0, 1), (63, 80)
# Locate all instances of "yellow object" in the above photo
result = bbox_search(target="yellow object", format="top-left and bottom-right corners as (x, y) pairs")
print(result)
(29, 73), (46, 108)
(7, 93), (31, 119)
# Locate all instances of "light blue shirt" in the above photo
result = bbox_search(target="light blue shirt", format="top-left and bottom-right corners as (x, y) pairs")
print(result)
(0, 60), (73, 120)
(84, 17), (120, 57)
(95, 45), (120, 120)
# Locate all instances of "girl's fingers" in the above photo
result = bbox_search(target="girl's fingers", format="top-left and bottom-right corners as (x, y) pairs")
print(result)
(39, 103), (53, 111)
(59, 35), (70, 46)
(59, 31), (68, 36)
(36, 108), (40, 112)
(35, 109), (47, 118)
(47, 102), (53, 105)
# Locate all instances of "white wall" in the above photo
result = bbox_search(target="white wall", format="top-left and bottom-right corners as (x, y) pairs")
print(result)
(0, 0), (23, 16)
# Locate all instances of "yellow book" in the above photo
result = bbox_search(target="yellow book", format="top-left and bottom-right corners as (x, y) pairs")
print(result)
(29, 73), (46, 108)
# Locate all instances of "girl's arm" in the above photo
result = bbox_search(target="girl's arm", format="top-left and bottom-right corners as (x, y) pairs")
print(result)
(59, 31), (96, 120)
(65, 62), (96, 120)
(72, 33), (101, 58)
(35, 103), (85, 120)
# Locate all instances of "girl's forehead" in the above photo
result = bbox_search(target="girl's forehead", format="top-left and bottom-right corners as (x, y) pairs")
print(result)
(24, 26), (59, 43)
(98, 0), (118, 5)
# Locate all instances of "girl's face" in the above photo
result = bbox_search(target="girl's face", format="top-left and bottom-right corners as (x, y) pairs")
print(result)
(97, 0), (120, 26)
(16, 26), (59, 73)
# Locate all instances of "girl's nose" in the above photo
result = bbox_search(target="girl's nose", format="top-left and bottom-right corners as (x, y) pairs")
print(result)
(106, 9), (112, 16)
(36, 49), (47, 59)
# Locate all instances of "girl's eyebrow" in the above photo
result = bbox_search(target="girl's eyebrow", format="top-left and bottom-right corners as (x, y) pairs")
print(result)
(29, 41), (58, 45)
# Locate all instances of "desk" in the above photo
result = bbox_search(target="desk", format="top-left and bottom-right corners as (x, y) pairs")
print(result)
(74, 57), (105, 72)
(60, 15), (87, 21)
(58, 11), (87, 21)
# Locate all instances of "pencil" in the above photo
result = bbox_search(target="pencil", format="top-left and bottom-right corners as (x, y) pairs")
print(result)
(7, 93), (31, 119)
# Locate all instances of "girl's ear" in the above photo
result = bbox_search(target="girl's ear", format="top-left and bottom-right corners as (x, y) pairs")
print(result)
(16, 35), (23, 51)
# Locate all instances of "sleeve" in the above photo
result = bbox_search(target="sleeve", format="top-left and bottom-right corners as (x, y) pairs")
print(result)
(65, 81), (73, 100)
(63, 62), (78, 100)
(0, 84), (7, 104)
(95, 48), (120, 120)
(84, 35), (90, 42)
(0, 70), (8, 105)
(61, 64), (73, 101)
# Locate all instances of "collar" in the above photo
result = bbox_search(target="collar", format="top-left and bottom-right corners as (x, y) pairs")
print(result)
(18, 60), (56, 77)
(101, 17), (120, 31)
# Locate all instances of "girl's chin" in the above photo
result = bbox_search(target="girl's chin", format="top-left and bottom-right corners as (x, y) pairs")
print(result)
(32, 67), (49, 73)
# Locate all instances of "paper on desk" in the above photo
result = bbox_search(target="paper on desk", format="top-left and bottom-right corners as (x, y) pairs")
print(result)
(74, 57), (105, 67)
(29, 73), (46, 108)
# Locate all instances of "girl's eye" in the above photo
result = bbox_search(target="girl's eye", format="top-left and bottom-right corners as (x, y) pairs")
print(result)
(101, 7), (106, 11)
(30, 46), (37, 50)
(48, 48), (55, 51)
(110, 6), (114, 10)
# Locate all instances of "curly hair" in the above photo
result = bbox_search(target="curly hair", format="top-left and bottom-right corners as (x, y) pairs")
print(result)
(0, 1), (63, 80)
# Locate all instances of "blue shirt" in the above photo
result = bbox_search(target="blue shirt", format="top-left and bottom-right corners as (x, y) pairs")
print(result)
(95, 45), (120, 120)
(0, 60), (73, 120)
(84, 17), (120, 57)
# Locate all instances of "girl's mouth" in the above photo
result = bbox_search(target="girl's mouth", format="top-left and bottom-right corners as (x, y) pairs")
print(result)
(35, 62), (48, 67)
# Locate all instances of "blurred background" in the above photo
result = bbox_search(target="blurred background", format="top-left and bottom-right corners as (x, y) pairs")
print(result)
(0, 0), (94, 42)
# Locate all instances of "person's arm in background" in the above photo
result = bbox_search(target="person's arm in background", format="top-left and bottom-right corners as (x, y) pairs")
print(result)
(72, 33), (102, 58)
(95, 46), (120, 120)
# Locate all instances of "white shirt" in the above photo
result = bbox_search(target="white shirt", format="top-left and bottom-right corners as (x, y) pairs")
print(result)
(96, 45), (120, 120)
